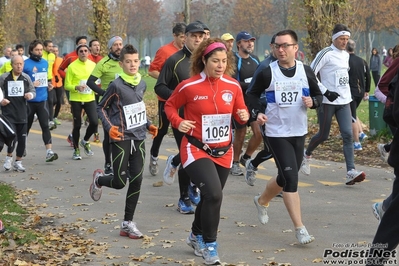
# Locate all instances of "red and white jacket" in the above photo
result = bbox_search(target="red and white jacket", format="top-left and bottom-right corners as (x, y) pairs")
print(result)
(165, 72), (248, 168)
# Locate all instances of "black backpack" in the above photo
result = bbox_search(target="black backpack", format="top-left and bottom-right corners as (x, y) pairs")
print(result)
(383, 69), (399, 127)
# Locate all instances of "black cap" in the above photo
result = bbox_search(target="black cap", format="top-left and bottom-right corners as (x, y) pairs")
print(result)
(196, 20), (209, 31)
(185, 22), (205, 34)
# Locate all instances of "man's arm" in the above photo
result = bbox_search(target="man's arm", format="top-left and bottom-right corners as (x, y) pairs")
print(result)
(154, 58), (176, 101)
(148, 70), (159, 79)
(87, 75), (104, 95)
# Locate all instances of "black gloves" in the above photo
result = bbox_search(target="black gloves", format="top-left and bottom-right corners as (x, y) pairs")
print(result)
(55, 75), (59, 83)
(324, 90), (340, 102)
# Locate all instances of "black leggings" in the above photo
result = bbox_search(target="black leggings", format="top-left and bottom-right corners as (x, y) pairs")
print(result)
(251, 134), (273, 168)
(150, 100), (169, 158)
(184, 158), (229, 243)
(70, 101), (98, 148)
(102, 127), (112, 165)
(27, 101), (52, 145)
(266, 136), (305, 192)
(53, 87), (64, 118)
(8, 123), (27, 158)
(97, 139), (145, 221)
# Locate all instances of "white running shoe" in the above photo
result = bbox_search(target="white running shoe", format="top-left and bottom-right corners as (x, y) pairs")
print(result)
(163, 155), (177, 185)
(120, 221), (143, 239)
(13, 161), (25, 172)
(296, 226), (315, 244)
(346, 169), (366, 185)
(245, 159), (257, 186)
(90, 169), (103, 201)
(377, 144), (389, 163)
(230, 161), (243, 176)
(3, 156), (12, 171)
(254, 195), (269, 224)
(300, 150), (311, 175)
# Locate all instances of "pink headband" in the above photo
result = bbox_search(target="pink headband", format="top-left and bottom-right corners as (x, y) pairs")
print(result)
(203, 42), (227, 56)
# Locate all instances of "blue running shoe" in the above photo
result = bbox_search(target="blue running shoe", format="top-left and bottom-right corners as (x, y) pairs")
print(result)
(359, 132), (368, 142)
(177, 198), (194, 214)
(353, 142), (362, 151)
(186, 232), (205, 256)
(203, 242), (221, 265)
(188, 184), (200, 205)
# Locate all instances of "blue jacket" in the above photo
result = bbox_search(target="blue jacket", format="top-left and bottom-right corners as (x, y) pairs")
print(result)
(23, 57), (49, 102)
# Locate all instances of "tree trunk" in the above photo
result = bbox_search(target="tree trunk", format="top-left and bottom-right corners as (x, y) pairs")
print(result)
(303, 0), (350, 62)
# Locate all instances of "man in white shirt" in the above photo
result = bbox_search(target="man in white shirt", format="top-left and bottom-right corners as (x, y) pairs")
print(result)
(144, 54), (150, 74)
(300, 24), (366, 185)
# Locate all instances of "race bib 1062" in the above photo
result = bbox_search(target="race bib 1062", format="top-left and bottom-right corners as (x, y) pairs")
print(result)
(202, 113), (231, 143)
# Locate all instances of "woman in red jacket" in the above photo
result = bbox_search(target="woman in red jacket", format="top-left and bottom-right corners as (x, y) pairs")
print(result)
(165, 38), (249, 265)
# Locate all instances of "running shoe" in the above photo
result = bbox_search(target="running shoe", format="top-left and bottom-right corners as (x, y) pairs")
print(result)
(93, 133), (100, 143)
(67, 134), (74, 147)
(230, 161), (243, 176)
(245, 159), (257, 186)
(295, 226), (315, 245)
(239, 155), (249, 167)
(120, 221), (143, 239)
(46, 150), (58, 162)
(254, 195), (269, 224)
(186, 232), (205, 257)
(13, 161), (25, 172)
(3, 156), (12, 171)
(177, 198), (194, 214)
(346, 169), (366, 185)
(300, 150), (311, 175)
(353, 142), (362, 151)
(372, 202), (385, 222)
(163, 155), (177, 185)
(72, 149), (82, 160)
(202, 242), (221, 265)
(188, 184), (200, 205)
(149, 155), (159, 176)
(90, 169), (103, 201)
(359, 132), (368, 142)
(49, 121), (57, 130)
(377, 144), (389, 163)
(53, 117), (61, 125)
(104, 163), (113, 176)
(80, 140), (94, 156)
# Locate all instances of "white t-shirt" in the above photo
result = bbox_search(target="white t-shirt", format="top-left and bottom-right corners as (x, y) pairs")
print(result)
(0, 56), (10, 68)
(144, 55), (151, 66)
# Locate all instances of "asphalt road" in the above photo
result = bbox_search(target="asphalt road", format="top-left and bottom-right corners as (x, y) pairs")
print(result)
(0, 121), (396, 266)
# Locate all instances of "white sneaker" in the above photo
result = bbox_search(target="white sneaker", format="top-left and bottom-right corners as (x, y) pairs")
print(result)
(245, 159), (257, 186)
(377, 144), (389, 163)
(230, 162), (243, 176)
(120, 221), (143, 239)
(13, 161), (25, 172)
(149, 156), (158, 176)
(346, 169), (366, 185)
(296, 226), (315, 244)
(163, 155), (177, 185)
(90, 169), (103, 201)
(300, 150), (311, 175)
(254, 195), (269, 224)
(372, 202), (385, 222)
(3, 156), (12, 171)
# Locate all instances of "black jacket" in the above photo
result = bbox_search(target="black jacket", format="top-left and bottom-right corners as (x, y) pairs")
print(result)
(0, 72), (36, 124)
